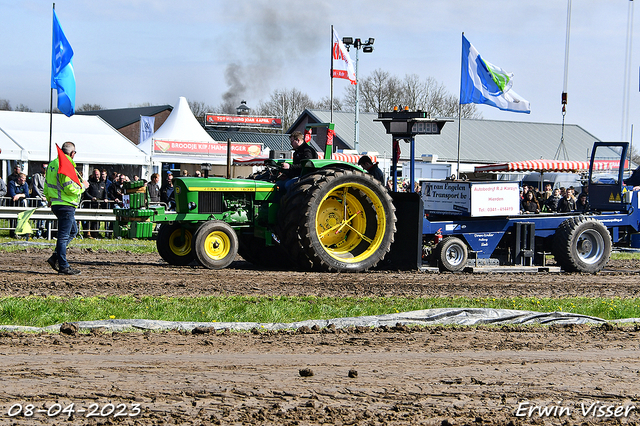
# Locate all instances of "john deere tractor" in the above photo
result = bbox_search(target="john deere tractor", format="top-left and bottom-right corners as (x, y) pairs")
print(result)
(117, 124), (397, 273)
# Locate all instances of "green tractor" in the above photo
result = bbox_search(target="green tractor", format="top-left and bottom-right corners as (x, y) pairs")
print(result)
(134, 124), (397, 273)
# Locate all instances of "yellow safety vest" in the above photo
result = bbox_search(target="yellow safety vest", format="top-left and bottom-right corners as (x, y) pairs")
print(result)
(44, 156), (85, 207)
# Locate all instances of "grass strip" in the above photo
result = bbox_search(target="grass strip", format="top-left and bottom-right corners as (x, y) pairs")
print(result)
(1, 295), (639, 328)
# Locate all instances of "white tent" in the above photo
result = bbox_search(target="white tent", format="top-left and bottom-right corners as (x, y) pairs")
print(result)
(138, 97), (264, 171)
(0, 110), (149, 167)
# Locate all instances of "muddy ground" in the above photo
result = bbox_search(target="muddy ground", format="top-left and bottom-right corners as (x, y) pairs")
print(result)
(1, 249), (640, 425)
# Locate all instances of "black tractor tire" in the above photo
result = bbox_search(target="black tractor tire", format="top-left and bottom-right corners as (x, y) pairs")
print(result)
(553, 216), (612, 273)
(237, 233), (288, 269)
(277, 169), (396, 272)
(192, 221), (239, 270)
(156, 222), (195, 266)
(437, 237), (468, 272)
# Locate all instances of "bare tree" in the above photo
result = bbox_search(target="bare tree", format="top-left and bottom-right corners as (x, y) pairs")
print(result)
(315, 96), (344, 112)
(0, 99), (11, 111)
(214, 99), (242, 115)
(256, 88), (317, 131)
(13, 104), (32, 112)
(76, 103), (104, 112)
(187, 100), (215, 123)
(345, 69), (403, 113)
(343, 69), (481, 118)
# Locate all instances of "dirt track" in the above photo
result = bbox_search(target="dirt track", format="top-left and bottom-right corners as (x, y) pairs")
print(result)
(1, 249), (640, 425)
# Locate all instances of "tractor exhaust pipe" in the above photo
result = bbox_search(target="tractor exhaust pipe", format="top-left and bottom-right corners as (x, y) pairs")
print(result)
(226, 138), (231, 179)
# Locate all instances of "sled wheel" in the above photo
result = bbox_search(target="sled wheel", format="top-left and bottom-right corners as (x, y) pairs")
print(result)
(278, 169), (396, 272)
(553, 216), (611, 273)
(438, 237), (468, 272)
(192, 221), (239, 270)
(156, 222), (195, 266)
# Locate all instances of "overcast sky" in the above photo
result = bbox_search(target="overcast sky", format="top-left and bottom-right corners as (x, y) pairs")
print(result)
(1, 0), (638, 151)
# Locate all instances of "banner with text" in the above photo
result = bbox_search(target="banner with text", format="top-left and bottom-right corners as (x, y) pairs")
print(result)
(153, 140), (263, 157)
(205, 114), (282, 129)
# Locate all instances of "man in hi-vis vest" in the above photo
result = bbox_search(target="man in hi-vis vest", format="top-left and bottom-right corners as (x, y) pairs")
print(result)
(45, 141), (87, 275)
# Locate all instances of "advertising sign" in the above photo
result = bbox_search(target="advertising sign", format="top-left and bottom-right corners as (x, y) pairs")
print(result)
(422, 181), (471, 215)
(470, 182), (520, 216)
(153, 140), (263, 157)
(205, 114), (282, 129)
(421, 181), (520, 217)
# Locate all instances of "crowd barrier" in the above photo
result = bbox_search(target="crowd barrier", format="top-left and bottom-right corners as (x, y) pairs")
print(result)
(0, 197), (141, 239)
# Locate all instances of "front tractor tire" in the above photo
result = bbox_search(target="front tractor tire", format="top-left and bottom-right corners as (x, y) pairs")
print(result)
(278, 169), (396, 272)
(157, 222), (195, 266)
(553, 216), (612, 273)
(192, 221), (239, 270)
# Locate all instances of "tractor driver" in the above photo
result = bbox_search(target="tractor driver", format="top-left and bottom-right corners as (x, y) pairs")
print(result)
(278, 131), (318, 191)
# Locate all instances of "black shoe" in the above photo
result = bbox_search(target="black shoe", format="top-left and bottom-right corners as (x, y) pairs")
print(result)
(46, 254), (59, 272)
(58, 267), (81, 275)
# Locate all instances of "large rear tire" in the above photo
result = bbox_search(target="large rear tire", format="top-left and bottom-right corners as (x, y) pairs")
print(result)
(553, 216), (612, 273)
(192, 221), (239, 270)
(278, 169), (396, 272)
(156, 222), (195, 266)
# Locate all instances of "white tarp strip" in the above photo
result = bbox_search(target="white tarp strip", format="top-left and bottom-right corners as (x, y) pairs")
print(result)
(1, 308), (635, 333)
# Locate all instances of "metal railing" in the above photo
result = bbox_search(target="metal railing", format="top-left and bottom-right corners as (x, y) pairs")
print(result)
(0, 197), (169, 238)
(0, 196), (117, 239)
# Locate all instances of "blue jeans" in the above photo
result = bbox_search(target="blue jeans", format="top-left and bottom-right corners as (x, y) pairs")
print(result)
(51, 206), (78, 270)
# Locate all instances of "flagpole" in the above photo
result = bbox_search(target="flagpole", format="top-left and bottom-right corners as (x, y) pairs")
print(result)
(456, 32), (463, 179)
(330, 25), (334, 123)
(48, 3), (55, 163)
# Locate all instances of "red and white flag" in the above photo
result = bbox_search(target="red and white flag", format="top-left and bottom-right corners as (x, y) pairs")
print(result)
(332, 28), (356, 84)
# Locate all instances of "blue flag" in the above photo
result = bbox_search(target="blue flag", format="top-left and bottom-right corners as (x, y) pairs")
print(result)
(139, 116), (156, 144)
(51, 10), (76, 117)
(460, 35), (530, 114)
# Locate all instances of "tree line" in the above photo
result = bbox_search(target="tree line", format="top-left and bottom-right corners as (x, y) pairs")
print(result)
(1, 70), (478, 131)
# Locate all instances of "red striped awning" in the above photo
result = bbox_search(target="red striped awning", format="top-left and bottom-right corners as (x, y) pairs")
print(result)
(233, 153), (379, 166)
(317, 153), (377, 164)
(474, 159), (617, 173)
(232, 155), (269, 166)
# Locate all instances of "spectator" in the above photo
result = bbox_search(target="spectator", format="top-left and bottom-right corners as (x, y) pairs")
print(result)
(194, 170), (202, 177)
(102, 169), (111, 194)
(357, 155), (385, 184)
(538, 183), (553, 205)
(520, 190), (540, 214)
(8, 173), (30, 237)
(558, 187), (577, 212)
(161, 172), (175, 210)
(182, 169), (189, 177)
(148, 173), (161, 203)
(386, 178), (394, 191)
(576, 192), (590, 213)
(0, 174), (6, 206)
(7, 164), (22, 184)
(108, 173), (125, 207)
(545, 188), (562, 212)
(83, 168), (107, 238)
(30, 163), (48, 238)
